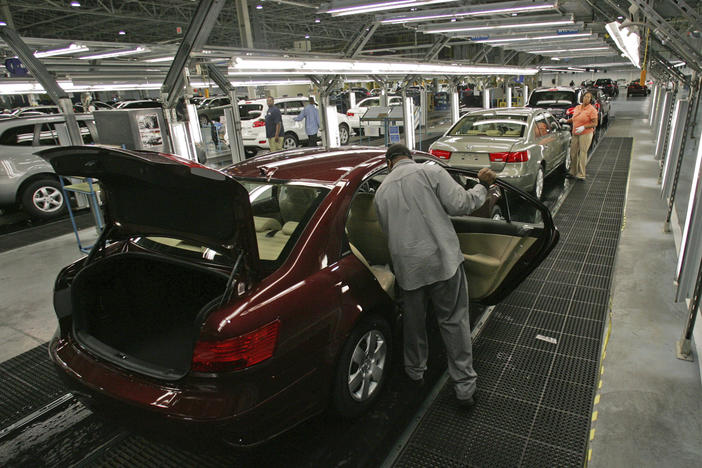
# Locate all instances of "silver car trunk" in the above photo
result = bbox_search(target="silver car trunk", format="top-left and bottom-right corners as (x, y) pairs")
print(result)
(430, 136), (518, 171)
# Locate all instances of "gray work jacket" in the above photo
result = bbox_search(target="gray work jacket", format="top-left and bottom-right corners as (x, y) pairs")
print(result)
(374, 159), (487, 291)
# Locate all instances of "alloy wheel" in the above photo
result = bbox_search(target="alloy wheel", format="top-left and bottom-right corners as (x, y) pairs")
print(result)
(347, 329), (387, 402)
(339, 125), (349, 145)
(32, 186), (64, 213)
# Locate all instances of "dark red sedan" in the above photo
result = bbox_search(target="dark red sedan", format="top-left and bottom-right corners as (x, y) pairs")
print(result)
(43, 145), (558, 446)
(627, 81), (649, 97)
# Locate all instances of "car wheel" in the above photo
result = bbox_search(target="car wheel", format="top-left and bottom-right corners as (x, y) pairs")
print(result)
(21, 178), (67, 220)
(331, 314), (392, 418)
(533, 165), (544, 200)
(283, 132), (299, 149)
(339, 124), (350, 145)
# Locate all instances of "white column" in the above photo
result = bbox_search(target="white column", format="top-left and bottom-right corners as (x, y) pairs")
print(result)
(403, 97), (415, 149)
(483, 88), (491, 109)
(450, 90), (460, 124)
(506, 87), (513, 108)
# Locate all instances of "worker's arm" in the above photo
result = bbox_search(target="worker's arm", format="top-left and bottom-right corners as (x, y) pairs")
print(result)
(293, 108), (306, 121)
(432, 166), (489, 216)
(275, 122), (281, 140)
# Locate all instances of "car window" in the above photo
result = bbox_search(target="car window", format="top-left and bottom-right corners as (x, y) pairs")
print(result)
(239, 104), (263, 120)
(528, 91), (576, 107)
(239, 180), (330, 268)
(533, 115), (549, 137)
(283, 101), (305, 115)
(0, 124), (35, 146)
(545, 114), (559, 131)
(359, 98), (380, 108)
(38, 123), (59, 146)
(448, 113), (528, 138)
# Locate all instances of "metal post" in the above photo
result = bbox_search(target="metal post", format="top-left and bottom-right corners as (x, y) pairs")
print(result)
(206, 63), (245, 163)
(450, 86), (460, 124)
(0, 26), (82, 145)
(665, 81), (699, 230)
(482, 88), (491, 109)
(523, 85), (529, 106)
(506, 87), (513, 108)
(655, 90), (675, 161)
(676, 250), (702, 361)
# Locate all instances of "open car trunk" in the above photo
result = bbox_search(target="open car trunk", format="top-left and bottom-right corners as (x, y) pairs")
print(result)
(71, 252), (228, 380)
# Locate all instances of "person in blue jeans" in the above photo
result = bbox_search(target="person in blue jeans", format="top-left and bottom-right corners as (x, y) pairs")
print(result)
(294, 97), (321, 147)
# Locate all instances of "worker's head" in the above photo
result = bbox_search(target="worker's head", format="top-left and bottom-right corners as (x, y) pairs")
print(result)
(267, 96), (275, 107)
(582, 92), (593, 106)
(308, 97), (316, 104)
(385, 144), (412, 170)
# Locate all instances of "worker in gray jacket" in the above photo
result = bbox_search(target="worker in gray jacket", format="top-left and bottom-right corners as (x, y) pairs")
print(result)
(374, 144), (497, 408)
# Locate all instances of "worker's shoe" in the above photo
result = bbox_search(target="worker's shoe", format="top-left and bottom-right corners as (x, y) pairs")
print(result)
(403, 374), (425, 389)
(457, 395), (476, 409)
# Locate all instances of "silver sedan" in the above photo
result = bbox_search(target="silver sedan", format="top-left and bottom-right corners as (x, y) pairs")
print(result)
(429, 108), (571, 199)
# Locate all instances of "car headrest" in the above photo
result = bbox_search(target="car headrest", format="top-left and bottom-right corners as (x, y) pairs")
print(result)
(279, 185), (317, 223)
(349, 193), (378, 222)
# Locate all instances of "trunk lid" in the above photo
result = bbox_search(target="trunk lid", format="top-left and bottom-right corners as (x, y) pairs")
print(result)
(432, 136), (517, 172)
(38, 145), (260, 275)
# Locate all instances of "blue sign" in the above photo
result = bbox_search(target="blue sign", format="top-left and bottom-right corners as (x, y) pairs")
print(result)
(388, 126), (400, 144)
(557, 29), (580, 35)
(5, 58), (28, 77)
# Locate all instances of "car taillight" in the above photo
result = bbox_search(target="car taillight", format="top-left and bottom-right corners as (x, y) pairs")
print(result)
(430, 148), (452, 159)
(347, 111), (355, 116)
(191, 320), (280, 373)
(595, 102), (601, 110)
(566, 107), (575, 116)
(490, 151), (529, 163)
(252, 119), (265, 127)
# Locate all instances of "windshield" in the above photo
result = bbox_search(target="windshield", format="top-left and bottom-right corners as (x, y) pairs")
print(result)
(239, 104), (263, 120)
(595, 79), (611, 85)
(529, 91), (577, 107)
(449, 114), (528, 138)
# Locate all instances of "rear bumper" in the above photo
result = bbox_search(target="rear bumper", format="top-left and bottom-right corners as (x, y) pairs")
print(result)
(49, 335), (321, 446)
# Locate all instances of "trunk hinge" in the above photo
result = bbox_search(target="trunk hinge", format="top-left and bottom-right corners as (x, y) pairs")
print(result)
(84, 225), (114, 266)
(220, 249), (246, 307)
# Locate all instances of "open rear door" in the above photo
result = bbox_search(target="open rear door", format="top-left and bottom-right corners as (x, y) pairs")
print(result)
(446, 167), (559, 305)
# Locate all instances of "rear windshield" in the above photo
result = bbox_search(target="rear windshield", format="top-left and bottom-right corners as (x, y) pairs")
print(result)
(448, 114), (528, 138)
(595, 79), (611, 85)
(239, 104), (263, 120)
(528, 91), (577, 107)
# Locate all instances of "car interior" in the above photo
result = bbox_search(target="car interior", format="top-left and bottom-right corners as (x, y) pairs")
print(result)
(343, 164), (549, 302)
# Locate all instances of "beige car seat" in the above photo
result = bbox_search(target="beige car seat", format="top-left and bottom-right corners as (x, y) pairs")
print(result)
(346, 193), (395, 297)
(279, 185), (317, 223)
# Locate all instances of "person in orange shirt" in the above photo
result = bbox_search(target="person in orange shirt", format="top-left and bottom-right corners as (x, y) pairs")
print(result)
(562, 92), (598, 180)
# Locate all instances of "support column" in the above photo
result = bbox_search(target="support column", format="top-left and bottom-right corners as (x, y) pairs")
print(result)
(483, 88), (491, 109)
(506, 86), (513, 108)
(0, 25), (81, 145)
(206, 63), (245, 163)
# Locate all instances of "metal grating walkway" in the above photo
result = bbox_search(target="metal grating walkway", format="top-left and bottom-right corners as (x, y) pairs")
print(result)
(393, 137), (632, 468)
(0, 343), (67, 429)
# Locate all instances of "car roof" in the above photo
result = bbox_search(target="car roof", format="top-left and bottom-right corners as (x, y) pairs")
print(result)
(464, 107), (539, 116)
(223, 146), (390, 184)
(0, 113), (92, 126)
(532, 87), (576, 92)
(240, 96), (309, 104)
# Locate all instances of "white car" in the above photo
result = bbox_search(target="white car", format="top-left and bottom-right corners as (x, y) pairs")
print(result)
(345, 96), (403, 135)
(239, 97), (353, 157)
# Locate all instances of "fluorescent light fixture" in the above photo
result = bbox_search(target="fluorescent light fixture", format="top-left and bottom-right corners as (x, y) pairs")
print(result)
(0, 21), (7, 26)
(551, 57), (561, 61)
(229, 56), (539, 76)
(79, 46), (148, 60)
(377, 0), (557, 24)
(321, 0), (458, 17)
(119, 30), (126, 35)
(673, 61), (686, 68)
(33, 43), (89, 58)
(71, 1), (80, 6)
(420, 14), (574, 34)
(526, 47), (610, 54)
(605, 21), (640, 68)
(143, 56), (175, 62)
(473, 32), (592, 44)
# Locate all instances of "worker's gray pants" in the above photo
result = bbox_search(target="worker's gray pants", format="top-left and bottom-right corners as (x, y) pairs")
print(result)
(402, 266), (477, 400)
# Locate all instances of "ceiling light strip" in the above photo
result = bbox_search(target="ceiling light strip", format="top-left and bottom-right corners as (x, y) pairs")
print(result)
(34, 43), (89, 58)
(377, 0), (558, 24)
(321, 0), (458, 16)
(79, 46), (149, 60)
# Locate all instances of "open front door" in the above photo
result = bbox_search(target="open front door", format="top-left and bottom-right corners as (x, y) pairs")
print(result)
(446, 167), (559, 305)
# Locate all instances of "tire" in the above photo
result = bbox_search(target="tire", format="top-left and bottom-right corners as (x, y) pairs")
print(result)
(331, 315), (392, 418)
(339, 124), (350, 145)
(283, 132), (299, 150)
(244, 148), (258, 159)
(532, 165), (544, 200)
(21, 178), (67, 220)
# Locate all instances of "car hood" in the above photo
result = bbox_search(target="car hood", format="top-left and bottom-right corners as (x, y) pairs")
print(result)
(38, 145), (260, 272)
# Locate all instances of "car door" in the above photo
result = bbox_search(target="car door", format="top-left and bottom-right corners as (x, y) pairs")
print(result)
(544, 113), (566, 168)
(444, 164), (558, 304)
(344, 161), (558, 305)
(532, 112), (556, 172)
